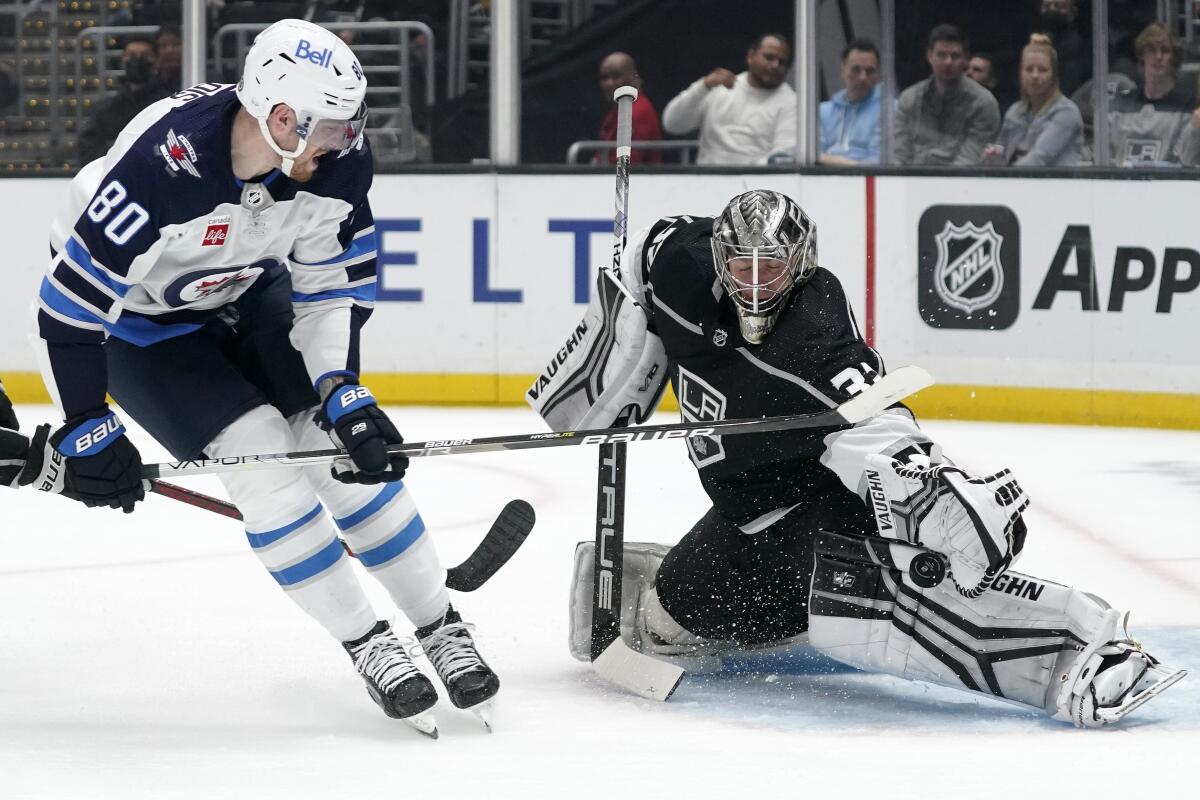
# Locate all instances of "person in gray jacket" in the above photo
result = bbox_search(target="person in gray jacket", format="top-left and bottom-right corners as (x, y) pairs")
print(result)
(983, 34), (1083, 166)
(895, 24), (1000, 166)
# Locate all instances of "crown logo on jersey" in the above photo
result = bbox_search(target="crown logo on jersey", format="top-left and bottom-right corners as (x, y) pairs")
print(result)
(158, 129), (200, 178)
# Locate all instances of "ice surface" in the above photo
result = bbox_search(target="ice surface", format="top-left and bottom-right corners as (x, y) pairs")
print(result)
(0, 406), (1195, 799)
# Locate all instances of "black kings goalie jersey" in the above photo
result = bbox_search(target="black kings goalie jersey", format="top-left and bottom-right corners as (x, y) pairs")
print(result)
(636, 215), (888, 529)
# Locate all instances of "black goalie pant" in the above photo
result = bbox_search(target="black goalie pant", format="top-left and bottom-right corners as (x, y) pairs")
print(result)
(654, 492), (876, 645)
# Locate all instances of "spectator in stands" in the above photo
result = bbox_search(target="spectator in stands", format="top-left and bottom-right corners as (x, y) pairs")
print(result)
(966, 53), (999, 97)
(894, 24), (1000, 166)
(1033, 0), (1088, 96)
(982, 34), (1083, 167)
(154, 25), (182, 92)
(1109, 23), (1197, 166)
(595, 52), (662, 164)
(818, 38), (881, 165)
(78, 35), (172, 165)
(662, 33), (796, 165)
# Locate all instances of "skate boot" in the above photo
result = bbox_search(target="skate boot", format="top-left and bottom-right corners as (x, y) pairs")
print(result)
(344, 620), (440, 738)
(1053, 611), (1187, 728)
(416, 605), (500, 731)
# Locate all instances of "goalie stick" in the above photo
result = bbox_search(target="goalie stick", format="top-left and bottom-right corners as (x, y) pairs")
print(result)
(588, 85), (686, 702)
(147, 479), (534, 592)
(139, 366), (934, 480)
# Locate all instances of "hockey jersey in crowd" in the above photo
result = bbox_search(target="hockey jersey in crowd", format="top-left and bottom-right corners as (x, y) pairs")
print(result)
(35, 83), (378, 419)
(1108, 80), (1198, 166)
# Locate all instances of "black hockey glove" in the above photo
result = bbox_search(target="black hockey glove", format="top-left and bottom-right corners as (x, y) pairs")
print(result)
(19, 409), (146, 513)
(321, 383), (408, 484)
(0, 428), (30, 489)
(0, 380), (18, 431)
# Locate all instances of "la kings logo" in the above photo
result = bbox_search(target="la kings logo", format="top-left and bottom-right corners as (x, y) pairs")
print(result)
(918, 205), (1020, 330)
(677, 366), (726, 468)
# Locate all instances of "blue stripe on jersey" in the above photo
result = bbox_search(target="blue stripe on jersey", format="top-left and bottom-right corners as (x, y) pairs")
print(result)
(356, 515), (426, 568)
(271, 537), (346, 586)
(52, 261), (116, 315)
(246, 504), (324, 549)
(64, 237), (132, 297)
(294, 230), (377, 267)
(291, 283), (376, 304)
(333, 482), (403, 531)
(103, 311), (204, 346)
(38, 277), (104, 326)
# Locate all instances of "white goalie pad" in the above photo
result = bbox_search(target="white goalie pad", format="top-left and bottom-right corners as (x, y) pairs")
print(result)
(807, 531), (1185, 725)
(527, 267), (668, 431)
(568, 540), (673, 662)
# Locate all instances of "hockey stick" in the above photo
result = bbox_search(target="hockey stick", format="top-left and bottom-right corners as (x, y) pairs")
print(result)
(588, 86), (686, 702)
(139, 365), (933, 480)
(147, 479), (534, 592)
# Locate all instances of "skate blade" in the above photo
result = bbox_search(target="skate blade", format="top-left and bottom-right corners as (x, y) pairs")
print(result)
(402, 710), (440, 739)
(469, 701), (494, 733)
(1099, 666), (1187, 724)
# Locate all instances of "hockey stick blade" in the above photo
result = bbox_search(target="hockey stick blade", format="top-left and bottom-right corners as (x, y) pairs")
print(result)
(445, 499), (536, 591)
(146, 482), (533, 593)
(143, 366), (934, 479)
(593, 638), (685, 702)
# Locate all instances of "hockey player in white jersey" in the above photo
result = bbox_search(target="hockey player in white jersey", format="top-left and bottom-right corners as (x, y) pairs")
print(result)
(18, 19), (497, 736)
(534, 189), (1184, 727)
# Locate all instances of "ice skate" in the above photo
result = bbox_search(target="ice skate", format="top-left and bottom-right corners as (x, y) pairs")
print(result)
(1054, 612), (1187, 728)
(344, 621), (440, 738)
(417, 606), (500, 732)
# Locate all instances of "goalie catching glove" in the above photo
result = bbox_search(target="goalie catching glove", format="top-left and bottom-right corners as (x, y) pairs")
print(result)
(864, 453), (1029, 598)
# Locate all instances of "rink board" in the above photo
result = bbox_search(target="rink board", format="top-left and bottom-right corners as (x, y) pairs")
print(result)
(1, 172), (1196, 428)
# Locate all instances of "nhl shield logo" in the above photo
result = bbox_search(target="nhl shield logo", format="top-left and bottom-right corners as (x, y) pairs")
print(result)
(933, 221), (1004, 314)
(712, 328), (728, 347)
(918, 205), (1020, 330)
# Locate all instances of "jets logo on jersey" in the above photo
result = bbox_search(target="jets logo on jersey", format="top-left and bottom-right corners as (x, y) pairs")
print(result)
(163, 263), (270, 307)
(158, 129), (200, 178)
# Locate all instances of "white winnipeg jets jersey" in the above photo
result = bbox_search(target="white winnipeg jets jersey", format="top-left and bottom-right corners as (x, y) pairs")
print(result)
(35, 83), (378, 418)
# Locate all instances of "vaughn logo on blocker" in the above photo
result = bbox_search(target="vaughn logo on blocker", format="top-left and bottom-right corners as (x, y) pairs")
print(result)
(918, 205), (1020, 330)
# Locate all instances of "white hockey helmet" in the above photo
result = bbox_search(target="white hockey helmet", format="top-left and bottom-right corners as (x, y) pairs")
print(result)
(711, 189), (817, 343)
(236, 18), (368, 175)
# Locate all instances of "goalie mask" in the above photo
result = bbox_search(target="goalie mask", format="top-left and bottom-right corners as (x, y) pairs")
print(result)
(711, 190), (817, 343)
(236, 18), (368, 177)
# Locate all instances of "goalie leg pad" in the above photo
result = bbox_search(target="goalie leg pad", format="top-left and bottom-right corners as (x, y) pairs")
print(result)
(569, 540), (672, 661)
(808, 530), (1113, 712)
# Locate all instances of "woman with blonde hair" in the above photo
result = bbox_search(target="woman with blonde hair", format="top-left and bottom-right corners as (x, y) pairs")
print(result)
(982, 34), (1083, 166)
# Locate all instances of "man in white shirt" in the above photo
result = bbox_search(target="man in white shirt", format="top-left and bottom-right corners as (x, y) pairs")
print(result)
(662, 34), (797, 165)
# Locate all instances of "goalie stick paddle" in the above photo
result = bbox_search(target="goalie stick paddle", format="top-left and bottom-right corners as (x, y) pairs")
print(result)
(141, 366), (934, 480)
(147, 479), (535, 592)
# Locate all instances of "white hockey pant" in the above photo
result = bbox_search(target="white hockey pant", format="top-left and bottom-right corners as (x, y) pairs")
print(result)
(807, 530), (1114, 716)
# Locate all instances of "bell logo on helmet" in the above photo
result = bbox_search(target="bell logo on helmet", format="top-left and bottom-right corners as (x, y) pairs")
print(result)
(295, 39), (334, 69)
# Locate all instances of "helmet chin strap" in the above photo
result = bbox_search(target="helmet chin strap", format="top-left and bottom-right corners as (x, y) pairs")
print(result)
(256, 116), (306, 177)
